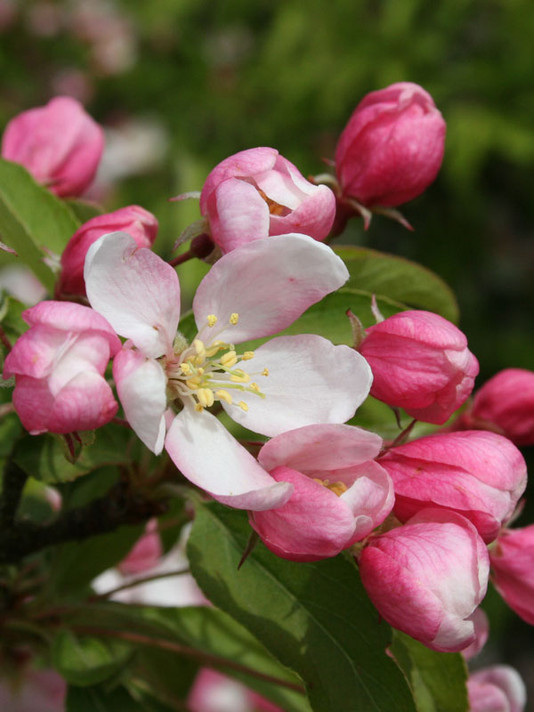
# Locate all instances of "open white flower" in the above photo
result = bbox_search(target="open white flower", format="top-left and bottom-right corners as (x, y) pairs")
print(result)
(85, 232), (372, 510)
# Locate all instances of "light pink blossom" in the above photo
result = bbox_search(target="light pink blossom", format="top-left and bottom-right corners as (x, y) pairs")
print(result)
(117, 519), (162, 576)
(359, 509), (489, 652)
(250, 424), (393, 561)
(490, 525), (534, 625)
(0, 668), (66, 712)
(58, 205), (158, 297)
(461, 607), (489, 661)
(84, 232), (372, 510)
(335, 82), (446, 208)
(468, 665), (526, 712)
(3, 301), (120, 434)
(1, 96), (104, 197)
(380, 431), (527, 543)
(458, 368), (534, 446)
(359, 309), (479, 424)
(200, 147), (336, 252)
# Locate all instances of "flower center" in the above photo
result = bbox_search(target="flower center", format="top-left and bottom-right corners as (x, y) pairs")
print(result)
(312, 478), (348, 497)
(165, 313), (268, 413)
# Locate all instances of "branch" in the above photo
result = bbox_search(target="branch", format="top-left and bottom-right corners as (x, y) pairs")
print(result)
(0, 481), (167, 565)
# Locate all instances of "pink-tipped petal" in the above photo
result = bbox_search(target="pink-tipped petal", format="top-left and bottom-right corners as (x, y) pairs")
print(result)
(192, 234), (349, 343)
(258, 423), (382, 472)
(113, 346), (167, 454)
(209, 178), (270, 251)
(223, 335), (372, 437)
(165, 408), (293, 511)
(85, 232), (180, 358)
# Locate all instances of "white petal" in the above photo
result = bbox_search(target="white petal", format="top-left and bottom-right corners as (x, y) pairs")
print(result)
(223, 334), (373, 437)
(165, 408), (293, 511)
(113, 347), (167, 454)
(192, 234), (349, 343)
(258, 423), (382, 473)
(85, 232), (180, 358)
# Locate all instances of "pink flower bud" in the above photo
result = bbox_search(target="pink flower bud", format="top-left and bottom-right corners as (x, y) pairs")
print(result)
(250, 424), (394, 561)
(490, 525), (534, 625)
(335, 82), (446, 208)
(359, 509), (489, 652)
(359, 310), (479, 424)
(3, 301), (121, 434)
(380, 431), (527, 543)
(1, 96), (104, 197)
(200, 147), (336, 252)
(460, 368), (534, 446)
(461, 607), (489, 660)
(468, 666), (526, 712)
(58, 205), (158, 296)
(117, 519), (162, 575)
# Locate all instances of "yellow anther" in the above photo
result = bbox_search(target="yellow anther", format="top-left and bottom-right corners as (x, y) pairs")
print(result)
(197, 388), (215, 408)
(237, 401), (249, 412)
(180, 362), (192, 375)
(313, 478), (348, 497)
(242, 351), (255, 360)
(197, 367), (205, 376)
(195, 403), (204, 412)
(186, 377), (201, 390)
(220, 350), (237, 368)
(207, 314), (218, 327)
(229, 313), (239, 325)
(206, 340), (227, 357)
(250, 382), (261, 394)
(230, 370), (251, 383)
(215, 389), (233, 405)
(193, 339), (206, 358)
(262, 368), (269, 377)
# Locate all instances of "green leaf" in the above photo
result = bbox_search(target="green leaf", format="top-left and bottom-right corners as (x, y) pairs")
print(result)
(13, 424), (137, 485)
(334, 246), (459, 323)
(391, 631), (469, 712)
(62, 602), (311, 712)
(65, 199), (104, 223)
(53, 629), (134, 686)
(67, 683), (147, 712)
(187, 502), (416, 712)
(0, 159), (80, 291)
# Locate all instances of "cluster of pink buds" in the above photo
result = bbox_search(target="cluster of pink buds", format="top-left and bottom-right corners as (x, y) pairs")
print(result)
(1, 84), (533, 689)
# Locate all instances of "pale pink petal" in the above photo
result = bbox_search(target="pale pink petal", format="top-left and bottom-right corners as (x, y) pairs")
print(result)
(85, 232), (180, 358)
(258, 423), (382, 472)
(11, 375), (56, 434)
(3, 326), (68, 379)
(210, 178), (270, 250)
(48, 371), (118, 432)
(192, 234), (349, 343)
(113, 346), (167, 454)
(341, 461), (394, 541)
(223, 335), (372, 437)
(165, 408), (293, 511)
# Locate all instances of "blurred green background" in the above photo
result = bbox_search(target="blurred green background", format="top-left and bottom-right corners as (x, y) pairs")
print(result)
(1, 0), (533, 705)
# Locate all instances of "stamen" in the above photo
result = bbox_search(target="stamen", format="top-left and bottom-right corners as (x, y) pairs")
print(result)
(207, 314), (218, 327)
(193, 339), (205, 359)
(242, 351), (254, 360)
(215, 389), (233, 405)
(220, 350), (237, 368)
(229, 313), (239, 325)
(230, 370), (250, 383)
(186, 377), (201, 390)
(197, 388), (215, 408)
(180, 363), (192, 375)
(237, 401), (249, 411)
(262, 368), (269, 376)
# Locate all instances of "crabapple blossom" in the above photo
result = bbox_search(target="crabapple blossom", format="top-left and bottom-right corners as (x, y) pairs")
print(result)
(490, 525), (534, 625)
(457, 368), (534, 446)
(84, 231), (372, 511)
(335, 82), (446, 208)
(250, 423), (394, 561)
(199, 147), (336, 252)
(58, 205), (158, 297)
(1, 96), (104, 197)
(461, 606), (489, 661)
(467, 666), (526, 712)
(117, 519), (162, 576)
(358, 509), (489, 652)
(3, 301), (120, 434)
(359, 309), (479, 424)
(379, 430), (527, 543)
